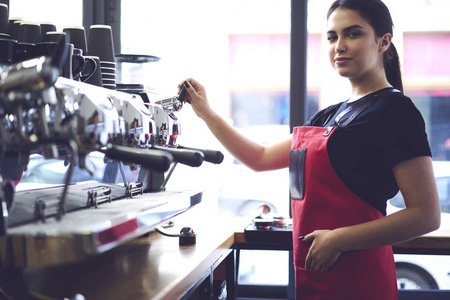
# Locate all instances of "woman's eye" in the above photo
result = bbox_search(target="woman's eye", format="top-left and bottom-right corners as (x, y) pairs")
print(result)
(348, 31), (361, 38)
(327, 35), (337, 42)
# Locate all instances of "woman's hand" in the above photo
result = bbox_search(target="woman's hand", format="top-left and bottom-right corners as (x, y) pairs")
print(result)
(302, 230), (343, 272)
(178, 78), (214, 121)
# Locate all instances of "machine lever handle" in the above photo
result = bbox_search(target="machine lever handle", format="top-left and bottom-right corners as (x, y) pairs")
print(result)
(105, 145), (173, 172)
(176, 146), (224, 164)
(152, 145), (204, 167)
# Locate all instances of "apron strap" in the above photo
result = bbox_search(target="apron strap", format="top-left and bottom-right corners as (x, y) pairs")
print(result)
(324, 88), (400, 136)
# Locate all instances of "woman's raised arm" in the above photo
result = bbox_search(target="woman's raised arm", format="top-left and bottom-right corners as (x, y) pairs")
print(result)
(181, 78), (291, 172)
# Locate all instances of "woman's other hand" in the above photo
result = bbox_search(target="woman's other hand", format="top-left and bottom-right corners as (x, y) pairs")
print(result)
(302, 230), (342, 272)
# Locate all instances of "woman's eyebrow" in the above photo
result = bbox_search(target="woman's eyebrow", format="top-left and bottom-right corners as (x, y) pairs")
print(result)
(327, 24), (364, 35)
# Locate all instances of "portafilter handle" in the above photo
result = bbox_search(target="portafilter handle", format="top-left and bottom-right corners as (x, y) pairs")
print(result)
(104, 145), (174, 172)
(176, 146), (224, 164)
(178, 84), (187, 103)
(152, 145), (204, 167)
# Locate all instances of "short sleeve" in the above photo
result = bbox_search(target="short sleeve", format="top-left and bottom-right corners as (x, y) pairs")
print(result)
(374, 96), (431, 167)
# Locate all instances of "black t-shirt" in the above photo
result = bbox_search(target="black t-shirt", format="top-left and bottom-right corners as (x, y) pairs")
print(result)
(304, 88), (431, 215)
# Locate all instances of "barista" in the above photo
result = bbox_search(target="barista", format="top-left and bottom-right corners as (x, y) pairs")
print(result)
(179, 0), (440, 299)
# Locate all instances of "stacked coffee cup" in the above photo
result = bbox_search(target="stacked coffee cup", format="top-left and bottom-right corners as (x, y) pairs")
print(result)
(0, 3), (10, 39)
(87, 25), (116, 90)
(0, 5), (116, 90)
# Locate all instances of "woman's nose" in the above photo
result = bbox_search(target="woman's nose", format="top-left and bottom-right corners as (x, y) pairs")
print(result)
(335, 38), (346, 53)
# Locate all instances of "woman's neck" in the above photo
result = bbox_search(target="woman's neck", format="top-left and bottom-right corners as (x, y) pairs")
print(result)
(348, 77), (392, 103)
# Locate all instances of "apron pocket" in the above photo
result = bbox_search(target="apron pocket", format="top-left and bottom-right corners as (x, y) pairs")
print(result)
(296, 265), (397, 300)
(289, 149), (306, 199)
(295, 266), (349, 299)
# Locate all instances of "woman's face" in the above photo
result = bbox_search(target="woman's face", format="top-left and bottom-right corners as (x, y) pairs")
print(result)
(327, 8), (387, 84)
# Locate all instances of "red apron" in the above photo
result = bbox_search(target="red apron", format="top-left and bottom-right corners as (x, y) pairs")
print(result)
(290, 125), (398, 300)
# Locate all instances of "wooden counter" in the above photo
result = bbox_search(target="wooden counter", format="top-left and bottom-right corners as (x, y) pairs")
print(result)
(392, 228), (450, 255)
(1, 205), (248, 300)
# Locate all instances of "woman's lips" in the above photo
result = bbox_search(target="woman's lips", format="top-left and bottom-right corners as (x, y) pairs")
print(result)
(335, 57), (351, 66)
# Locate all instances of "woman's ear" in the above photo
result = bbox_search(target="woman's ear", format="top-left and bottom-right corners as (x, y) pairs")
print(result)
(379, 33), (392, 53)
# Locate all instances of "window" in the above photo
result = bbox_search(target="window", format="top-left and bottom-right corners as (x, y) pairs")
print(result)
(120, 0), (292, 218)
(403, 32), (450, 78)
(9, 0), (83, 29)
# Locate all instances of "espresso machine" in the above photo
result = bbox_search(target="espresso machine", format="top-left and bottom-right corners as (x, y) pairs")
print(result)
(0, 41), (224, 269)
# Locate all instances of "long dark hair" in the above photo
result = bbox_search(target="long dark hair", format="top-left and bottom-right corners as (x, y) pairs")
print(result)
(327, 0), (404, 93)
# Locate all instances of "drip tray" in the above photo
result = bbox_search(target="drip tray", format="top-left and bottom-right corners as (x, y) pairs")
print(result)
(1, 181), (202, 268)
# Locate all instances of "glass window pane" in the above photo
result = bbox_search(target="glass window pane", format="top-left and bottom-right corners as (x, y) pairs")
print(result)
(229, 34), (290, 91)
(403, 32), (450, 78)
(238, 250), (289, 285)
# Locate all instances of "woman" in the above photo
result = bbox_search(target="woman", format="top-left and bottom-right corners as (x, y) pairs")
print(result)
(180, 0), (441, 298)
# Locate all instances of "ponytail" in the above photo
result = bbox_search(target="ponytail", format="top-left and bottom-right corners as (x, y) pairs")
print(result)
(384, 42), (404, 93)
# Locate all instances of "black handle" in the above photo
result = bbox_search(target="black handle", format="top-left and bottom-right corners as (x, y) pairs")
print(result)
(177, 146), (224, 164)
(105, 145), (173, 172)
(178, 84), (188, 103)
(153, 145), (204, 167)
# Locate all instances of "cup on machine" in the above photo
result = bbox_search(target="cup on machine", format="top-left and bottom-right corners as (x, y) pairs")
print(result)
(71, 47), (86, 80)
(40, 22), (57, 38)
(63, 25), (87, 54)
(8, 18), (19, 38)
(14, 41), (35, 62)
(99, 61), (115, 69)
(100, 66), (116, 89)
(44, 31), (66, 43)
(35, 41), (75, 79)
(87, 24), (115, 62)
(87, 25), (116, 89)
(0, 38), (15, 65)
(8, 18), (21, 36)
(82, 55), (102, 87)
(0, 4), (9, 34)
(10, 20), (22, 40)
(71, 48), (97, 82)
(17, 22), (42, 44)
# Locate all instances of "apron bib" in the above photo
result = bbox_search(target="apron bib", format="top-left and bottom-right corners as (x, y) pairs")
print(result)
(290, 125), (398, 300)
